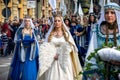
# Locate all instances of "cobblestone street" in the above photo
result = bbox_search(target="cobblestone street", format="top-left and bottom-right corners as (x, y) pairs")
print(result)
(0, 55), (12, 80)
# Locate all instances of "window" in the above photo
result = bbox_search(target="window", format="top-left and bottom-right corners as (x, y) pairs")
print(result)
(18, 0), (21, 4)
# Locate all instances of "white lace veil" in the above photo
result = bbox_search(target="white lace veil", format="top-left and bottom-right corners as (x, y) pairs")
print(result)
(45, 16), (78, 52)
(97, 2), (120, 35)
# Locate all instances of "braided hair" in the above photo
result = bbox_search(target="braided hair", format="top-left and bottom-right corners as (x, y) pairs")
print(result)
(106, 21), (117, 46)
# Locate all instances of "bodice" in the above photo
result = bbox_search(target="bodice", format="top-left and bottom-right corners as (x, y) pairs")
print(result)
(51, 36), (66, 47)
(22, 34), (34, 46)
(96, 26), (120, 47)
(50, 36), (71, 54)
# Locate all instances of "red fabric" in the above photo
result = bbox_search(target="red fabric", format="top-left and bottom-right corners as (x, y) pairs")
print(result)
(2, 23), (11, 37)
(42, 25), (49, 32)
(42, 25), (45, 32)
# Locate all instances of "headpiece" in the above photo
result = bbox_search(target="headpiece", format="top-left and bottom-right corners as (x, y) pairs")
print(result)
(52, 10), (62, 17)
(104, 2), (120, 11)
(89, 13), (96, 18)
(24, 15), (31, 20)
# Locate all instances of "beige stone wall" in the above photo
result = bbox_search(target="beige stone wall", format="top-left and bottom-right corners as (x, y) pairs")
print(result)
(0, 1), (6, 22)
(23, 0), (27, 17)
(39, 0), (72, 18)
(0, 0), (36, 22)
(12, 0), (19, 20)
(37, 1), (42, 18)
(0, 0), (74, 20)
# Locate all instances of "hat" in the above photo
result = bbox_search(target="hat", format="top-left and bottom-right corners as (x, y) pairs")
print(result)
(104, 2), (120, 11)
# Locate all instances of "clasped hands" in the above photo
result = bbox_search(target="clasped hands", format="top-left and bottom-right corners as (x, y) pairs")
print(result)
(54, 54), (59, 60)
(74, 31), (82, 36)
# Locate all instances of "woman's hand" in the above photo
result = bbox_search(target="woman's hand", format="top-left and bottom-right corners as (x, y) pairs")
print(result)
(74, 31), (78, 35)
(54, 54), (59, 60)
(39, 40), (43, 44)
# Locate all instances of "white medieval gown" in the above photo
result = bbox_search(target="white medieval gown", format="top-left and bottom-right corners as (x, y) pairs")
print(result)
(39, 36), (74, 80)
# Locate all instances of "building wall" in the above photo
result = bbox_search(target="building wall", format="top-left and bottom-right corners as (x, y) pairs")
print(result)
(39, 0), (73, 18)
(37, 1), (42, 18)
(0, 0), (36, 22)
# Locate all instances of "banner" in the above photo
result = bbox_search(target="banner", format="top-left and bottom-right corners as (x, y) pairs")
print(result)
(27, 0), (36, 8)
(49, 0), (56, 10)
(78, 3), (84, 16)
(74, 1), (77, 14)
(89, 0), (93, 13)
(60, 0), (67, 16)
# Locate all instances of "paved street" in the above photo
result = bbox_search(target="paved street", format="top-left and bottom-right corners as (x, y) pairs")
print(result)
(0, 55), (13, 80)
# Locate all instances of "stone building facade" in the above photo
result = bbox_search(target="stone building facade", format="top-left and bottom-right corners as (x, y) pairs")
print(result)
(37, 0), (74, 18)
(0, 0), (36, 22)
(1, 0), (119, 22)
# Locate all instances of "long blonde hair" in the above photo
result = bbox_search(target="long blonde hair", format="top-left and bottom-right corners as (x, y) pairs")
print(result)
(48, 14), (69, 42)
(22, 27), (33, 38)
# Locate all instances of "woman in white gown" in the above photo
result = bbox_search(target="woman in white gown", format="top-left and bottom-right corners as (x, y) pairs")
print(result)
(38, 14), (83, 80)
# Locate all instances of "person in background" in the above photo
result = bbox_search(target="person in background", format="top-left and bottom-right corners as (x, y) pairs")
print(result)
(0, 36), (2, 55)
(41, 19), (50, 38)
(70, 21), (85, 66)
(34, 22), (39, 36)
(1, 30), (8, 56)
(1, 19), (12, 39)
(64, 18), (71, 30)
(93, 4), (101, 19)
(83, 16), (89, 28)
(0, 21), (2, 34)
(37, 19), (44, 44)
(85, 13), (97, 50)
(77, 16), (87, 61)
(0, 22), (2, 55)
(11, 20), (20, 40)
(19, 19), (23, 25)
(71, 15), (77, 22)
(82, 16), (89, 50)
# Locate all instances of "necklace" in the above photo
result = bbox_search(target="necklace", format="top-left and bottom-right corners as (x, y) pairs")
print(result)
(23, 28), (31, 34)
(54, 31), (63, 38)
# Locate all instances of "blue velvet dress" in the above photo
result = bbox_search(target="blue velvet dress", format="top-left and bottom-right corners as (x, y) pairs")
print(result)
(8, 29), (39, 80)
(86, 23), (96, 48)
(70, 25), (86, 56)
